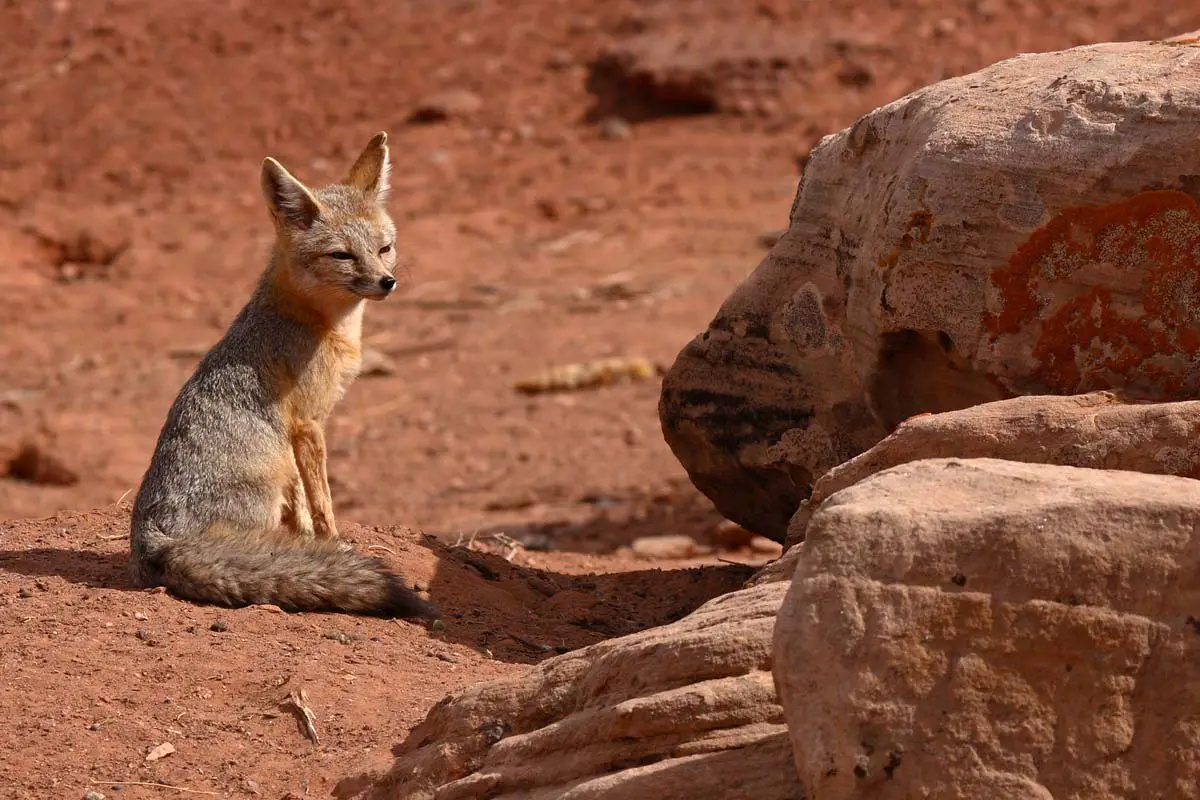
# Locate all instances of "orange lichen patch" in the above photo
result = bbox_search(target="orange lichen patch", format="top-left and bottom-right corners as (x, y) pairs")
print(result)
(1032, 287), (1166, 391)
(986, 189), (1200, 395)
(878, 209), (934, 269)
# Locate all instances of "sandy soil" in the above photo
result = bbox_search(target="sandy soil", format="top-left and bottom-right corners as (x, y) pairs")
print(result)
(2, 0), (1198, 797)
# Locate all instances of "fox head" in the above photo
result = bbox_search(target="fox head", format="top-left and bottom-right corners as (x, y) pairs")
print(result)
(260, 132), (401, 306)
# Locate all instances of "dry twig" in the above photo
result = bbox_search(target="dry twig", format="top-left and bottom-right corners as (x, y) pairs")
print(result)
(283, 688), (320, 745)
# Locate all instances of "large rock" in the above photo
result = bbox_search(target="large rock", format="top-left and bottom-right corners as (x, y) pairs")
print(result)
(586, 26), (814, 121)
(660, 37), (1200, 541)
(337, 581), (802, 800)
(774, 457), (1200, 798)
(787, 391), (1200, 546)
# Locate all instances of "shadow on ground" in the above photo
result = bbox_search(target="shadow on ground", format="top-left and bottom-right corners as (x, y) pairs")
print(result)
(421, 536), (753, 664)
(0, 546), (133, 591)
(0, 508), (753, 667)
(464, 477), (729, 556)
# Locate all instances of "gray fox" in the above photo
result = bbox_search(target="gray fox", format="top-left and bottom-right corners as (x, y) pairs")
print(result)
(128, 132), (436, 619)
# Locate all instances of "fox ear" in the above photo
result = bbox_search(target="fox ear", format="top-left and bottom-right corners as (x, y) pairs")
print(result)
(261, 157), (321, 229)
(345, 131), (391, 204)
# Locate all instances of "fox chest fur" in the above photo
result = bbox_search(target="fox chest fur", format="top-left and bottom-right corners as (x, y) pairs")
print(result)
(276, 306), (364, 427)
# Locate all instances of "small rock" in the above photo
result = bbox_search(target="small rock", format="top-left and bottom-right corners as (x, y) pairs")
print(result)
(755, 229), (785, 249)
(484, 492), (536, 511)
(932, 17), (958, 37)
(133, 611), (148, 621)
(631, 534), (712, 560)
(17, 588), (32, 599)
(748, 536), (784, 556)
(572, 195), (613, 215)
(5, 442), (79, 486)
(88, 721), (103, 731)
(545, 49), (574, 70)
(210, 620), (228, 633)
(323, 631), (355, 645)
(835, 61), (874, 88)
(145, 741), (176, 762)
(37, 224), (129, 271)
(408, 88), (483, 124)
(599, 116), (633, 141)
(135, 629), (165, 647)
(709, 519), (756, 550)
(84, 791), (106, 800)
(535, 197), (562, 221)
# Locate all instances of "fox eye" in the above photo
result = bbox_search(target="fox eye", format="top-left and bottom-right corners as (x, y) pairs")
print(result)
(329, 251), (355, 261)
(379, 243), (393, 255)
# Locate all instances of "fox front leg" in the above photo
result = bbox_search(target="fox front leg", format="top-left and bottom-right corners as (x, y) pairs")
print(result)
(291, 421), (339, 539)
(280, 462), (316, 538)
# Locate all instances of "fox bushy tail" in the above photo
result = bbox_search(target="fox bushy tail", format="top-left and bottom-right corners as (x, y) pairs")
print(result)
(143, 532), (437, 619)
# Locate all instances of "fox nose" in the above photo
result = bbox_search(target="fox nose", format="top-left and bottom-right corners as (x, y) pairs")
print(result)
(379, 275), (397, 293)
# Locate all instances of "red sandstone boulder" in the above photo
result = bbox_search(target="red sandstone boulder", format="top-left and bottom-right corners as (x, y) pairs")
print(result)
(775, 458), (1200, 797)
(660, 37), (1200, 541)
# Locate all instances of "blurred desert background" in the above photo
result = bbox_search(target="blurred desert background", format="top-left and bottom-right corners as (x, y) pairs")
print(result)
(2, 1), (1199, 797)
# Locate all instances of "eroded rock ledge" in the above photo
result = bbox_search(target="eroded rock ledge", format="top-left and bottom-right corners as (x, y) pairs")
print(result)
(336, 581), (802, 800)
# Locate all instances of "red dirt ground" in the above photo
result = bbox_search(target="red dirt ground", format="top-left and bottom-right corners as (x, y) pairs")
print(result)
(2, 1), (1198, 797)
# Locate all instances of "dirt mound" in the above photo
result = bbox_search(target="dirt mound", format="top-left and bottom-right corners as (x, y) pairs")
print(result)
(0, 508), (748, 797)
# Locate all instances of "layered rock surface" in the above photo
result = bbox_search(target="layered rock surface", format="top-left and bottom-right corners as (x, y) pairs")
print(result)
(336, 581), (802, 800)
(787, 391), (1200, 545)
(660, 37), (1200, 541)
(775, 457), (1200, 798)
